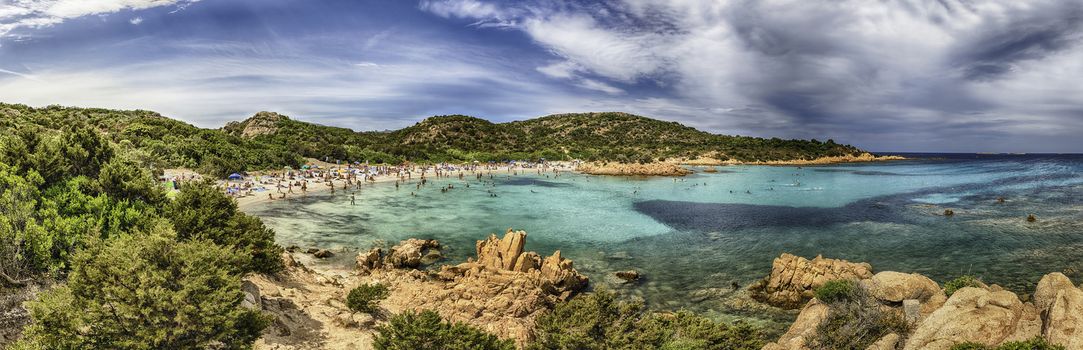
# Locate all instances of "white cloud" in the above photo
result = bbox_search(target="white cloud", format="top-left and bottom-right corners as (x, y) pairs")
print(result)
(419, 0), (1083, 151)
(419, 0), (503, 20)
(577, 78), (624, 95)
(0, 37), (623, 131)
(0, 0), (198, 37)
(129, 16), (142, 25)
(535, 61), (579, 79)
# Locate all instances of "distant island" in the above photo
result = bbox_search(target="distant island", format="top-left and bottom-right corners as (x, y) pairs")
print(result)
(1, 103), (897, 178)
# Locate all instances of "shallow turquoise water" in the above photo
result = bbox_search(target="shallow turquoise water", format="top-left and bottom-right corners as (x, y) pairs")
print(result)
(247, 154), (1083, 324)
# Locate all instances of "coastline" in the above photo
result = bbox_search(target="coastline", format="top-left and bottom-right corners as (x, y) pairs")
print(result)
(234, 162), (577, 210)
(681, 152), (906, 166)
(231, 153), (908, 210)
(576, 162), (692, 176)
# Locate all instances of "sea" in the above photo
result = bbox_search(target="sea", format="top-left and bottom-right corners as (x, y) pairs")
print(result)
(245, 153), (1083, 330)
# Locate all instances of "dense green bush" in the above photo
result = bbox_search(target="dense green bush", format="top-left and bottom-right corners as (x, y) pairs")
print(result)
(168, 180), (283, 274)
(373, 309), (514, 350)
(949, 336), (1066, 350)
(814, 279), (859, 303)
(12, 233), (270, 349)
(531, 290), (764, 350)
(944, 275), (984, 297)
(347, 283), (389, 313)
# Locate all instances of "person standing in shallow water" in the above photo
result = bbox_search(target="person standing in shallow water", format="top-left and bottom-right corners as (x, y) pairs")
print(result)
(351, 194), (356, 206)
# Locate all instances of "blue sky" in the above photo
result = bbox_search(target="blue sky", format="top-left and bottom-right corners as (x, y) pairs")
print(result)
(1, 0), (1081, 152)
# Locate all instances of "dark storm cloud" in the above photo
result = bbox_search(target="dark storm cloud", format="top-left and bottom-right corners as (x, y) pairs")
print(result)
(952, 1), (1083, 81)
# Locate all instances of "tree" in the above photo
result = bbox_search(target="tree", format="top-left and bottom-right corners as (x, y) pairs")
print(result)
(168, 180), (283, 273)
(61, 124), (114, 179)
(0, 165), (45, 286)
(97, 157), (166, 207)
(13, 233), (269, 349)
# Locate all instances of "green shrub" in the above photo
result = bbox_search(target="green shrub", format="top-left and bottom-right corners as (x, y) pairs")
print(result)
(168, 180), (284, 274)
(814, 279), (858, 303)
(373, 309), (514, 350)
(949, 336), (1066, 350)
(531, 290), (764, 350)
(995, 336), (1066, 350)
(347, 283), (389, 313)
(944, 275), (984, 297)
(13, 233), (270, 349)
(810, 288), (910, 350)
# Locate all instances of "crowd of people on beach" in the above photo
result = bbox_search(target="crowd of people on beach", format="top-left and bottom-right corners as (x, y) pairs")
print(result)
(197, 160), (579, 205)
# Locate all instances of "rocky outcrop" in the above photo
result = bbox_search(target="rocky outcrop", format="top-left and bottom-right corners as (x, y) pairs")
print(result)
(577, 162), (692, 176)
(761, 299), (830, 350)
(1033, 273), (1083, 349)
(225, 111), (287, 138)
(354, 239), (442, 272)
(867, 333), (900, 350)
(903, 287), (1037, 350)
(751, 253), (873, 309)
(758, 256), (1083, 350)
(862, 271), (946, 314)
(355, 247), (382, 274)
(440, 229), (588, 300)
(386, 238), (441, 269)
(361, 230), (588, 346)
(722, 152), (907, 165)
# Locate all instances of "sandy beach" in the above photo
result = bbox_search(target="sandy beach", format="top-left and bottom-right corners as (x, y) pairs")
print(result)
(231, 161), (579, 210)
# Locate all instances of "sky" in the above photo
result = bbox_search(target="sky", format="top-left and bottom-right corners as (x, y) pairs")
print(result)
(1, 0), (1081, 152)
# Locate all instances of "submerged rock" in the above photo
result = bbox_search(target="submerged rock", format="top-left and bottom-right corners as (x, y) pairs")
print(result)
(750, 253), (873, 309)
(615, 270), (641, 282)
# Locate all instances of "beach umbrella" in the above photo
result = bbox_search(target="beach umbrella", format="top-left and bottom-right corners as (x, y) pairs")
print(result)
(227, 173), (243, 180)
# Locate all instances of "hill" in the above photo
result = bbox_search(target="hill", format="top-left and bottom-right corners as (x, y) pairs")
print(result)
(1, 104), (866, 177)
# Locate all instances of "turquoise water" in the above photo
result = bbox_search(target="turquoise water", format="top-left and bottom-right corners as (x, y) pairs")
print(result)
(246, 154), (1083, 326)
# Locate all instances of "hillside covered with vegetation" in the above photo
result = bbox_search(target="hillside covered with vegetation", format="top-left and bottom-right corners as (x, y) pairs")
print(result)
(0, 103), (771, 348)
(2, 103), (866, 178)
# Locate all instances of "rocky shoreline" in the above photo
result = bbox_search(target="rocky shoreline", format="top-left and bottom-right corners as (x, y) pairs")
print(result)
(245, 229), (588, 349)
(575, 153), (905, 177)
(753, 254), (1082, 350)
(683, 152), (906, 166)
(240, 237), (1079, 349)
(576, 161), (693, 176)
